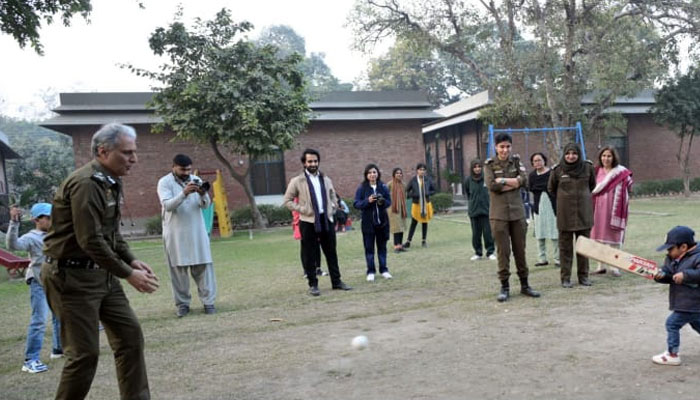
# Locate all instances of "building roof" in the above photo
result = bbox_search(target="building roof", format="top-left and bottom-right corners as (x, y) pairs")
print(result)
(41, 91), (441, 134)
(0, 130), (22, 159)
(423, 89), (658, 134)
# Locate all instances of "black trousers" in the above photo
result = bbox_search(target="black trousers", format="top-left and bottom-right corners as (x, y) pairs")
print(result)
(470, 215), (495, 256)
(300, 217), (342, 287)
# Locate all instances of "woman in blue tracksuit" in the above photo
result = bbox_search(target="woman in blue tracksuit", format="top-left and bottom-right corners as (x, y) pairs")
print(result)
(354, 163), (392, 282)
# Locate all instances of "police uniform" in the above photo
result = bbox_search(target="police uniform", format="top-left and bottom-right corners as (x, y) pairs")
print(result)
(548, 159), (596, 285)
(484, 155), (539, 300)
(42, 160), (150, 400)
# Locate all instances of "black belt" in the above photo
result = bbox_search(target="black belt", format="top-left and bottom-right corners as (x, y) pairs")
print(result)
(47, 257), (98, 270)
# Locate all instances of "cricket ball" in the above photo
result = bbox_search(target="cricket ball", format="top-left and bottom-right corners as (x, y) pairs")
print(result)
(351, 335), (369, 350)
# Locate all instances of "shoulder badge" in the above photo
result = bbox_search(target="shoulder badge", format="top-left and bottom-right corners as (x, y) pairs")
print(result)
(485, 158), (494, 165)
(551, 163), (560, 169)
(585, 159), (593, 165)
(91, 171), (116, 186)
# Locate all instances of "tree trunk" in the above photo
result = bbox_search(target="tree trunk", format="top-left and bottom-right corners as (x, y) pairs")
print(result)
(682, 132), (695, 197)
(208, 139), (266, 229)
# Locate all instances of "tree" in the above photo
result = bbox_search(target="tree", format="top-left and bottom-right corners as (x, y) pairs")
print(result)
(349, 0), (700, 153)
(652, 67), (700, 197)
(0, 116), (74, 205)
(0, 0), (92, 55)
(127, 8), (312, 229)
(256, 24), (353, 94)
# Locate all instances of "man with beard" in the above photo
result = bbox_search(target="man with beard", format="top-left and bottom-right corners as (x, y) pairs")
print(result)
(157, 154), (217, 317)
(283, 148), (352, 296)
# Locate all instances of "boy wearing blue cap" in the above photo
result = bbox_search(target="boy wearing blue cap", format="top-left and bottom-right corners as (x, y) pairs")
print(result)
(6, 203), (63, 373)
(652, 226), (700, 366)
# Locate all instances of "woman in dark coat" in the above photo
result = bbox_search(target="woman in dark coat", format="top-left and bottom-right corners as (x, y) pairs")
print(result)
(404, 163), (436, 248)
(353, 164), (392, 282)
(548, 143), (596, 288)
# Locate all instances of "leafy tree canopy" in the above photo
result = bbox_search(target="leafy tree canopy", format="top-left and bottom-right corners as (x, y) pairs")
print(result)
(349, 0), (700, 150)
(127, 8), (312, 228)
(0, 115), (74, 205)
(256, 24), (353, 94)
(0, 0), (92, 55)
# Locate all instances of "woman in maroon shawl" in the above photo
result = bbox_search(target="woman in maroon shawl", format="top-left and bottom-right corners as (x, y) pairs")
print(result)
(591, 146), (633, 276)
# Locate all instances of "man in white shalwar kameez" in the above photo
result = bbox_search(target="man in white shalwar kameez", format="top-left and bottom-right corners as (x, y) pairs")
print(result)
(157, 154), (217, 317)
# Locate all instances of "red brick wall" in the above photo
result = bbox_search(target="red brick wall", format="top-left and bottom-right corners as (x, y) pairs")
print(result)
(69, 120), (426, 218)
(627, 114), (700, 182)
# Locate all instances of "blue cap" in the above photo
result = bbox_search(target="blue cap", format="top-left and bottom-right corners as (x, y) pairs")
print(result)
(30, 203), (52, 219)
(656, 226), (695, 251)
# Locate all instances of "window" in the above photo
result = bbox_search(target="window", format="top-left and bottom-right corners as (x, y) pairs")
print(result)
(251, 150), (285, 196)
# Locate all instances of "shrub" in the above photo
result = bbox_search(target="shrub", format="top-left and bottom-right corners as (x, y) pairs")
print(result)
(144, 214), (162, 235)
(431, 192), (453, 212)
(230, 205), (292, 228)
(633, 177), (699, 196)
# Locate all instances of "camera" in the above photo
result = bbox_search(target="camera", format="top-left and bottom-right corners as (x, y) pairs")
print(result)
(375, 193), (385, 206)
(189, 177), (211, 192)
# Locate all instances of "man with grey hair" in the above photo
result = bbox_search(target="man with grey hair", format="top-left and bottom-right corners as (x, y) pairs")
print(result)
(42, 123), (159, 399)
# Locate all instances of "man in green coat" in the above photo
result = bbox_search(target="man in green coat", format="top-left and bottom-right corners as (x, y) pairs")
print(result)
(484, 133), (541, 302)
(42, 123), (159, 400)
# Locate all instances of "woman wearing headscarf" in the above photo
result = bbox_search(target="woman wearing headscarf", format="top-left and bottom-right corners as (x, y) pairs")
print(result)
(548, 143), (596, 288)
(404, 163), (436, 248)
(387, 168), (408, 253)
(591, 146), (634, 277)
(353, 164), (392, 282)
(528, 152), (559, 267)
(465, 158), (495, 260)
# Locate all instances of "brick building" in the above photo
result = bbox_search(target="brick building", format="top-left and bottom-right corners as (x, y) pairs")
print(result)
(41, 91), (439, 219)
(423, 90), (700, 191)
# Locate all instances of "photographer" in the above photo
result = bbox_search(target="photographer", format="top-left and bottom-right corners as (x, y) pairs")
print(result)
(353, 164), (393, 282)
(157, 154), (217, 317)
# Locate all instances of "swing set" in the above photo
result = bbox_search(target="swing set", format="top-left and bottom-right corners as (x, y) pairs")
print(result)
(486, 122), (586, 160)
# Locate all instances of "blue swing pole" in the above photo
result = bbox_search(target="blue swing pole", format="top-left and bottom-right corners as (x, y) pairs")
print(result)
(575, 121), (586, 160)
(487, 124), (495, 159)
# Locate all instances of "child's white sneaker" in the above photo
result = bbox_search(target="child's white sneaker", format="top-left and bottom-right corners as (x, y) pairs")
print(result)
(366, 273), (375, 282)
(381, 272), (393, 279)
(652, 351), (681, 366)
(470, 255), (482, 261)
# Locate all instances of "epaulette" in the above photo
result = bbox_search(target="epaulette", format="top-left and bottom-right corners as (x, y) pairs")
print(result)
(485, 158), (494, 164)
(551, 163), (560, 169)
(585, 159), (593, 165)
(91, 171), (116, 186)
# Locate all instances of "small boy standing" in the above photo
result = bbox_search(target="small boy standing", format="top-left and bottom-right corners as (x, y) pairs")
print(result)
(465, 158), (496, 261)
(6, 203), (63, 373)
(652, 226), (700, 366)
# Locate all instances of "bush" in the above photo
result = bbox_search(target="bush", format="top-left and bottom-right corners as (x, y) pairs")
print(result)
(344, 197), (362, 220)
(144, 214), (162, 235)
(230, 205), (292, 228)
(431, 192), (454, 212)
(633, 178), (689, 196)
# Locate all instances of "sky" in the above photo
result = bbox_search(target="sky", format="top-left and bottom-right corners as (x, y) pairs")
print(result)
(0, 0), (375, 119)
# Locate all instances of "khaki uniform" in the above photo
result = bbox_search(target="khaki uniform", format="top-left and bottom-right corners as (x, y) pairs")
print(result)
(42, 160), (150, 400)
(548, 161), (596, 282)
(484, 156), (529, 282)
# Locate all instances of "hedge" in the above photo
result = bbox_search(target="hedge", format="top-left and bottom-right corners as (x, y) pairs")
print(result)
(431, 192), (454, 212)
(230, 204), (292, 228)
(633, 177), (700, 197)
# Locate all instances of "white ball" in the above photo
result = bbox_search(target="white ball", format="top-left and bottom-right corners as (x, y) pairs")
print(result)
(351, 335), (369, 350)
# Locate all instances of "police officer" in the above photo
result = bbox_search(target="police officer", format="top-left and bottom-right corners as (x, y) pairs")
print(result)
(42, 123), (159, 400)
(548, 142), (596, 288)
(484, 133), (540, 302)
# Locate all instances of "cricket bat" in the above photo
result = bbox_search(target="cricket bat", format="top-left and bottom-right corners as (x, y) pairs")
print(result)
(575, 236), (659, 280)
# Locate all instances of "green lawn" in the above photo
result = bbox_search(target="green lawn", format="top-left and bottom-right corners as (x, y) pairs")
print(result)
(0, 196), (698, 399)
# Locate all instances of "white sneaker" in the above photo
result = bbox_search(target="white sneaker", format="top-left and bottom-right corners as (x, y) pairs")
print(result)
(652, 351), (681, 366)
(470, 255), (482, 261)
(366, 273), (375, 282)
(381, 272), (393, 279)
(488, 254), (497, 261)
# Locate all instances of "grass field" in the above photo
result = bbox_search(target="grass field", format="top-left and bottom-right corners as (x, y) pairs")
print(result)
(1, 196), (699, 399)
